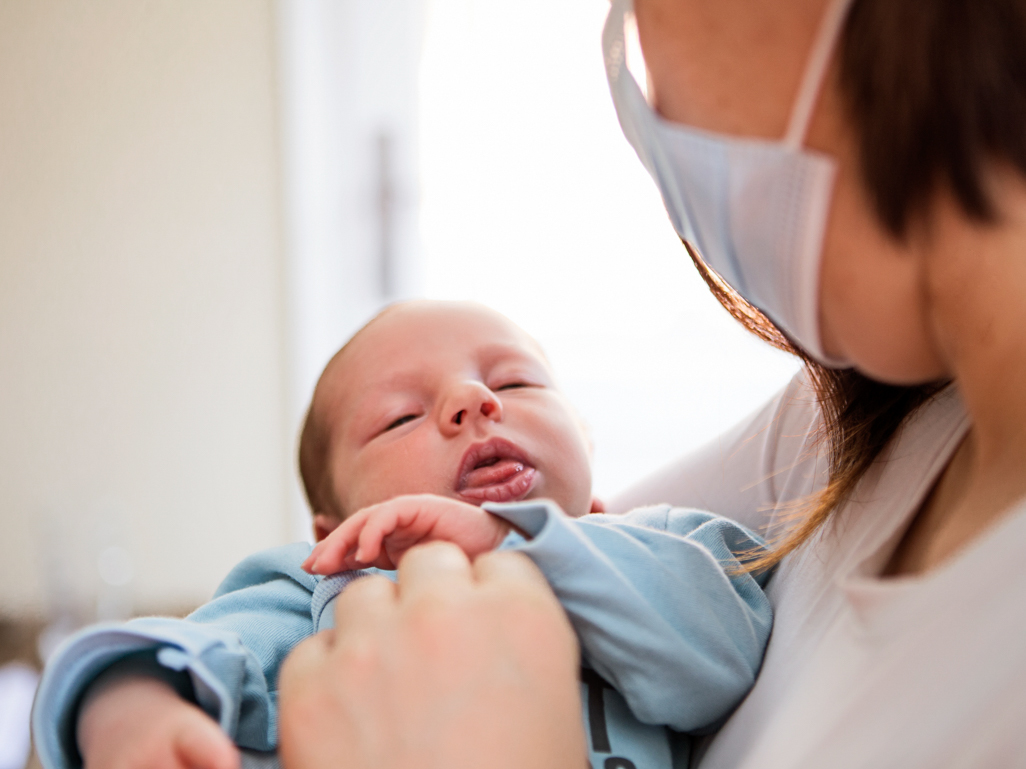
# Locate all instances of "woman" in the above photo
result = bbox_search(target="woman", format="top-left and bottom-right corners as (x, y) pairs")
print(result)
(279, 0), (1026, 766)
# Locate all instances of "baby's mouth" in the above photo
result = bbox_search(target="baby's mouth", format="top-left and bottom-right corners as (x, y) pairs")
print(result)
(456, 438), (538, 504)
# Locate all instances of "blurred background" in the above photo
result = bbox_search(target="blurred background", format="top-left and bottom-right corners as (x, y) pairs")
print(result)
(0, 1), (798, 765)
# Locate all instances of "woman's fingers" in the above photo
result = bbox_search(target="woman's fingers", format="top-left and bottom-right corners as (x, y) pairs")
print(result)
(280, 541), (586, 769)
(472, 550), (581, 680)
(330, 573), (399, 635)
(473, 548), (554, 592)
(395, 540), (475, 600)
(472, 549), (579, 657)
(279, 578), (401, 769)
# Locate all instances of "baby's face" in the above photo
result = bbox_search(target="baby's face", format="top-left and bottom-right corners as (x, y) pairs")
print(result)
(314, 302), (594, 525)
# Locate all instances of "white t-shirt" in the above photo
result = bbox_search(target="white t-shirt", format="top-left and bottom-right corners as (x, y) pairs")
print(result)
(610, 373), (1026, 768)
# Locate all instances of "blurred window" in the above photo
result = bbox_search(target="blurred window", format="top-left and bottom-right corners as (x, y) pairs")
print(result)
(418, 0), (800, 497)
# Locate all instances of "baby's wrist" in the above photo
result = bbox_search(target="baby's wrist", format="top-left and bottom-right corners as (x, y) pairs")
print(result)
(486, 514), (529, 547)
(77, 673), (183, 756)
(77, 650), (196, 754)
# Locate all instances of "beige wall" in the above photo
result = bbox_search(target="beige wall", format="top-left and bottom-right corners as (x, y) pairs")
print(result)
(0, 1), (292, 617)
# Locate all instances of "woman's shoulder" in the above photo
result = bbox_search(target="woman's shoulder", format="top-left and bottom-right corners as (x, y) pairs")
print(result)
(608, 370), (828, 533)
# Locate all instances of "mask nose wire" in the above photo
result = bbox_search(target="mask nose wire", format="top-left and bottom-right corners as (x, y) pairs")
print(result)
(783, 0), (857, 150)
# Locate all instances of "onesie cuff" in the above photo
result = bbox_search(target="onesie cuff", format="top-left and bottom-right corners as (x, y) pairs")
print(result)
(483, 499), (589, 580)
(32, 619), (253, 769)
(484, 499), (555, 539)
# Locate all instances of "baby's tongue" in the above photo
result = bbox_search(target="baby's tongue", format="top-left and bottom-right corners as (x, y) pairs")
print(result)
(463, 458), (525, 489)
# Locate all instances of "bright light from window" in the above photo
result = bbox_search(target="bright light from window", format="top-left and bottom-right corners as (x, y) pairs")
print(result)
(418, 0), (800, 499)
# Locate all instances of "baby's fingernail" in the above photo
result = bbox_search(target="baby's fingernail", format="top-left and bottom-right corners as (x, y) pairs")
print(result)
(354, 547), (365, 563)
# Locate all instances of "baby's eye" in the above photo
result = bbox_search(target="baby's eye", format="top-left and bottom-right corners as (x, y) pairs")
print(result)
(383, 414), (418, 432)
(495, 382), (530, 391)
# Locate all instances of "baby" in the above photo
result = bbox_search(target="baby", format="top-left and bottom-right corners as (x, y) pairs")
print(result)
(33, 301), (773, 769)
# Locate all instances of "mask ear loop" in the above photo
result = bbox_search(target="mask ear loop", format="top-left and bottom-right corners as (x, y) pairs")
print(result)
(782, 0), (857, 369)
(783, 0), (857, 150)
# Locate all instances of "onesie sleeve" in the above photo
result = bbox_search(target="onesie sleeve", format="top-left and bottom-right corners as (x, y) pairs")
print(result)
(32, 543), (319, 769)
(486, 500), (773, 733)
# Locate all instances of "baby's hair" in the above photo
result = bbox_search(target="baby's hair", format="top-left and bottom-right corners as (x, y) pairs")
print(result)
(298, 303), (403, 519)
(298, 402), (332, 517)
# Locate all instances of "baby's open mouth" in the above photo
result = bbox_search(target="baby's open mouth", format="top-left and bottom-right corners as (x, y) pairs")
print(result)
(456, 438), (538, 504)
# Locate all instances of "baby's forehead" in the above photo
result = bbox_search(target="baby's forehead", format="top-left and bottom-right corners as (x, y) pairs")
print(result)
(359, 303), (542, 359)
(375, 301), (537, 341)
(318, 302), (550, 401)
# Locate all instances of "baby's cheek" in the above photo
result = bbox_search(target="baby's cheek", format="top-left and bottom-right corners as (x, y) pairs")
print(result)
(547, 439), (593, 517)
(362, 460), (453, 508)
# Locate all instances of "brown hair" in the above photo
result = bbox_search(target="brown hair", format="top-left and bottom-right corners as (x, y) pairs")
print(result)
(686, 244), (945, 569)
(706, 0), (1026, 568)
(299, 399), (332, 516)
(842, 0), (1026, 236)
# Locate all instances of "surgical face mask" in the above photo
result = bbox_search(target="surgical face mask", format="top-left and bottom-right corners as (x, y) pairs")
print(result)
(603, 0), (854, 368)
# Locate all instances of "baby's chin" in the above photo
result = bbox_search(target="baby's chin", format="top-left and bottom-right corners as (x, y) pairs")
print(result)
(537, 476), (598, 519)
(523, 484), (597, 519)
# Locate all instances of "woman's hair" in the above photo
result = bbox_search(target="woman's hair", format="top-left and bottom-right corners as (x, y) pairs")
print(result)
(842, 0), (1026, 236)
(710, 0), (1026, 570)
(686, 245), (946, 570)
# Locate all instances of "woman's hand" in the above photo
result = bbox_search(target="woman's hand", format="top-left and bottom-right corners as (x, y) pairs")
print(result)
(279, 542), (586, 769)
(302, 494), (513, 573)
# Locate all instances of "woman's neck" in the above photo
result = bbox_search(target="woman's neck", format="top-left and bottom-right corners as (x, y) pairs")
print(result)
(885, 173), (1026, 576)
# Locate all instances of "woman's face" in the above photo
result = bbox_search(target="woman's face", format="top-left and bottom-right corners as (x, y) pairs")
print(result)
(633, 0), (949, 384)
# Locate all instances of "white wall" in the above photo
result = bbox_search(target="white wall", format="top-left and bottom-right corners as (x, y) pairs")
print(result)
(0, 1), (292, 618)
(276, 0), (425, 540)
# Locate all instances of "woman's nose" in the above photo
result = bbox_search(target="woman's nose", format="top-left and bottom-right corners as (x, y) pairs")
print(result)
(440, 381), (503, 435)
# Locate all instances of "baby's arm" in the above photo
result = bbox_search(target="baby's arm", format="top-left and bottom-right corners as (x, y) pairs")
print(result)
(33, 543), (319, 769)
(303, 495), (772, 734)
(78, 669), (238, 769)
(487, 501), (773, 733)
(303, 494), (513, 573)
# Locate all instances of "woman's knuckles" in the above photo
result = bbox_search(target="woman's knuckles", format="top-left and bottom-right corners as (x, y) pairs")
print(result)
(332, 633), (389, 688)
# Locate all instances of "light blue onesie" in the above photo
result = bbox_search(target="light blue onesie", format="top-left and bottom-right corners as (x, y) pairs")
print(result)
(33, 501), (773, 769)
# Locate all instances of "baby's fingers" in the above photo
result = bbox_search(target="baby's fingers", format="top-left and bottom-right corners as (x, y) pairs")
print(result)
(305, 511), (370, 574)
(354, 505), (401, 563)
(174, 712), (239, 769)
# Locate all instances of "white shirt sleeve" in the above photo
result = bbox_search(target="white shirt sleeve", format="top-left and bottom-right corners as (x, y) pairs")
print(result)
(607, 371), (829, 534)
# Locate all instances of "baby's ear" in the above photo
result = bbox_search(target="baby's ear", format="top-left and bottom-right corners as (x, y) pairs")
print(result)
(589, 497), (606, 514)
(313, 513), (342, 542)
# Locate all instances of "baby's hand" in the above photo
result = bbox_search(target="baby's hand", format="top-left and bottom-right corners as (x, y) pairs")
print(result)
(78, 674), (239, 769)
(302, 494), (513, 573)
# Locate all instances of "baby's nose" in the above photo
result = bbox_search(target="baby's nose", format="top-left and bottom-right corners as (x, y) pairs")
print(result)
(453, 399), (498, 425)
(444, 382), (503, 431)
